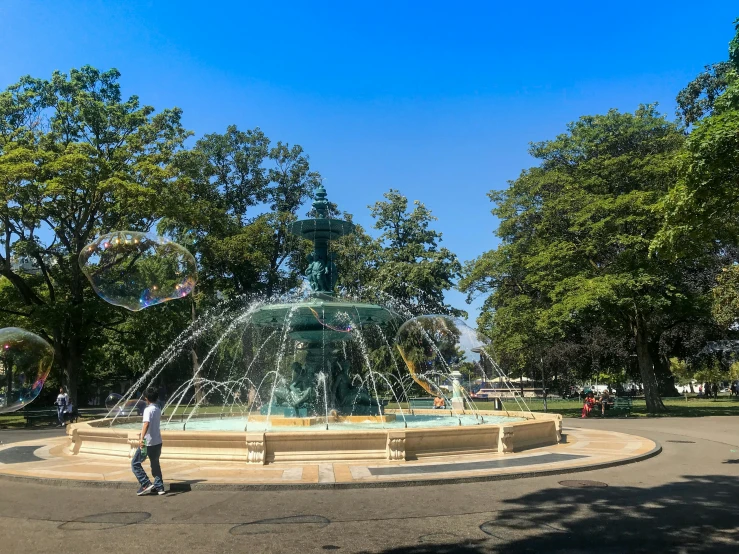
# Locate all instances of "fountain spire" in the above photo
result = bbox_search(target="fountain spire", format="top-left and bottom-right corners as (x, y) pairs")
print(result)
(287, 185), (354, 295)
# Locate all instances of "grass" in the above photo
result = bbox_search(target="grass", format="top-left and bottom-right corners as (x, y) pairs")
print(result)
(3, 395), (739, 428)
(386, 396), (739, 418)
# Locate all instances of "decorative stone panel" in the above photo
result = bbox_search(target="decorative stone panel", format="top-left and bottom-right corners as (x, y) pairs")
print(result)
(387, 431), (406, 461)
(246, 432), (266, 464)
(498, 426), (515, 454)
(555, 417), (563, 442)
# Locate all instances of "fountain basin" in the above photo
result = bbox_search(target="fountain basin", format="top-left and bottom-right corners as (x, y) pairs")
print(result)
(66, 410), (562, 464)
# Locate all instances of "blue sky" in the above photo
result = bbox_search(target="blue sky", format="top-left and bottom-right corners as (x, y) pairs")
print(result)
(1, 1), (737, 322)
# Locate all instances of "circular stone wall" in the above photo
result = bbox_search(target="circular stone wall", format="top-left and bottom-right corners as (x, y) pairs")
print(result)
(67, 410), (562, 464)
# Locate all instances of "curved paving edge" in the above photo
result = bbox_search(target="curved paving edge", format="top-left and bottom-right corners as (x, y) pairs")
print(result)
(0, 440), (661, 491)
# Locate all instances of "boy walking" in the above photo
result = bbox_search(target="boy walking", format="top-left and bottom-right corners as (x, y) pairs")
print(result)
(55, 387), (68, 427)
(131, 388), (165, 496)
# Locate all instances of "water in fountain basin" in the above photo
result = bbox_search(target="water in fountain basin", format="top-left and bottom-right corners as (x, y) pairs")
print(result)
(115, 413), (524, 432)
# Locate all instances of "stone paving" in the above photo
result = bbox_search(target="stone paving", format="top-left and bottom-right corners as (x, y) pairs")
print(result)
(1, 417), (738, 553)
(0, 426), (657, 488)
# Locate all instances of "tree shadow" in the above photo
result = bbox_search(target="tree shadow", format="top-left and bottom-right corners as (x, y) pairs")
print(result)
(372, 475), (739, 553)
(477, 474), (739, 553)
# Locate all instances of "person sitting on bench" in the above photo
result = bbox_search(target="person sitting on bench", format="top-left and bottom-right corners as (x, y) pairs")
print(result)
(581, 392), (595, 418)
(599, 389), (611, 416)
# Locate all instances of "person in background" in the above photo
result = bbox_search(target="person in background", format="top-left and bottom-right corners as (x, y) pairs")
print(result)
(581, 392), (595, 418)
(55, 387), (68, 427)
(433, 396), (446, 409)
(131, 388), (165, 496)
(65, 399), (76, 424)
(599, 389), (611, 416)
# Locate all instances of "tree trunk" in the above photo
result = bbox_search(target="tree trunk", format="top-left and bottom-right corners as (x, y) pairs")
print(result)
(634, 317), (666, 413)
(65, 349), (80, 407)
(649, 341), (680, 397)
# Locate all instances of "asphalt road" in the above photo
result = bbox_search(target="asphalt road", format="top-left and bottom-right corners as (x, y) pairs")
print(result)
(0, 417), (737, 553)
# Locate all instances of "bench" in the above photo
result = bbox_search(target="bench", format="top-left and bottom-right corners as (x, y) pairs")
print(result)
(23, 407), (79, 426)
(610, 397), (632, 416)
(22, 408), (59, 427)
(408, 398), (446, 410)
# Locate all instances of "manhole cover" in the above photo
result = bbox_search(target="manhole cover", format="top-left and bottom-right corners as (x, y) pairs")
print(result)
(230, 515), (330, 535)
(559, 480), (608, 488)
(59, 511), (151, 531)
(667, 440), (695, 444)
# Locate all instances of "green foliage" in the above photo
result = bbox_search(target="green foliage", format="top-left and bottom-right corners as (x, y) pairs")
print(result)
(712, 266), (739, 330)
(655, 20), (739, 252)
(369, 190), (462, 316)
(0, 66), (191, 402)
(461, 106), (701, 412)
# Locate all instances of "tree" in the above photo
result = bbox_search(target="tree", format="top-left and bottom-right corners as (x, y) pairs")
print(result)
(655, 19), (739, 251)
(0, 66), (190, 403)
(462, 106), (702, 413)
(369, 190), (462, 316)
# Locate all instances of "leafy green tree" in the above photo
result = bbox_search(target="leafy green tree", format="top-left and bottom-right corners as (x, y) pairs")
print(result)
(369, 190), (462, 316)
(713, 266), (739, 330)
(165, 128), (320, 301)
(462, 106), (702, 413)
(0, 66), (190, 403)
(655, 20), (739, 251)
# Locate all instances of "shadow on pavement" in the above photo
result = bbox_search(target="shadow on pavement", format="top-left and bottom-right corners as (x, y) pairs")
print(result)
(376, 474), (739, 553)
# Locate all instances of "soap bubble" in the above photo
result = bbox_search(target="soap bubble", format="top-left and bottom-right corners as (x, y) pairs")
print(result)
(395, 315), (492, 396)
(79, 231), (197, 311)
(0, 327), (54, 413)
(105, 393), (146, 416)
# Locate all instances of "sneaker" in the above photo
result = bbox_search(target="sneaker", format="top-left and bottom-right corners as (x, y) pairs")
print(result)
(137, 483), (155, 496)
(156, 489), (166, 495)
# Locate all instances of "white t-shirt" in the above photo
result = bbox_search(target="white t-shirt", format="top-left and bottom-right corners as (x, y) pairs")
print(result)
(56, 393), (68, 408)
(142, 404), (162, 446)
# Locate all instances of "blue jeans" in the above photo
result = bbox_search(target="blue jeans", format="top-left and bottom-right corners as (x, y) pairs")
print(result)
(57, 406), (65, 425)
(131, 443), (164, 490)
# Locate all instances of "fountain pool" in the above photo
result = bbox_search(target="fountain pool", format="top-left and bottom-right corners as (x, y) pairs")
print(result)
(114, 413), (525, 432)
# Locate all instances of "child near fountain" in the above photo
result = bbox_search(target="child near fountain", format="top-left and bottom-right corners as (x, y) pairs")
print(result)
(131, 388), (165, 496)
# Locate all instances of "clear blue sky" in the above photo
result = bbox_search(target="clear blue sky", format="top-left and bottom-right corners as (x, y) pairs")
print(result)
(1, 1), (737, 322)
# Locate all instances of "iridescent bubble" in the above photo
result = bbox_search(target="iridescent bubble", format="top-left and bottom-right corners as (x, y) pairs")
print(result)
(0, 327), (54, 413)
(308, 307), (353, 333)
(79, 231), (197, 311)
(395, 315), (492, 396)
(105, 393), (146, 416)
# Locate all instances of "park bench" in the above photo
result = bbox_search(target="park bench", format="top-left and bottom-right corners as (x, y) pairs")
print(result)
(22, 408), (59, 427)
(22, 406), (80, 426)
(409, 398), (444, 410)
(610, 397), (632, 417)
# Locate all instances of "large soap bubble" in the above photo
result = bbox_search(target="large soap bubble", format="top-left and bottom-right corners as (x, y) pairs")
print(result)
(395, 315), (493, 396)
(79, 231), (197, 311)
(0, 327), (54, 413)
(105, 393), (146, 416)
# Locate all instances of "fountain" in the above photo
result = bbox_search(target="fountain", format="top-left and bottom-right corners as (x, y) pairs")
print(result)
(67, 186), (562, 464)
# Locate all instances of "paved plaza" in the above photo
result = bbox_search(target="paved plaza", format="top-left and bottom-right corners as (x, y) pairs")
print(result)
(0, 417), (737, 553)
(0, 425), (656, 488)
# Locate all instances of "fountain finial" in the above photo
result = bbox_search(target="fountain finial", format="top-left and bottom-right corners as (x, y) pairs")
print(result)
(313, 184), (329, 219)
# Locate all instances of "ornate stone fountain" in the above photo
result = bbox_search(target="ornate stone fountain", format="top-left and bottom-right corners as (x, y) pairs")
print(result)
(251, 185), (398, 418)
(67, 185), (562, 465)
